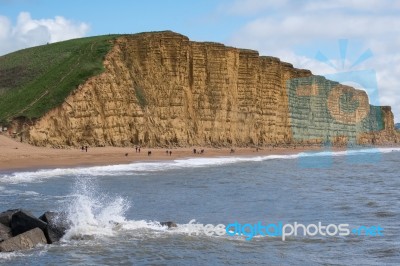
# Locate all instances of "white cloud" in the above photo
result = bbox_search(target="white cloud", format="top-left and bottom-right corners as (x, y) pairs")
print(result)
(0, 15), (11, 39)
(0, 12), (89, 55)
(224, 0), (289, 16)
(302, 0), (389, 12)
(225, 0), (400, 121)
(229, 14), (400, 51)
(225, 0), (400, 15)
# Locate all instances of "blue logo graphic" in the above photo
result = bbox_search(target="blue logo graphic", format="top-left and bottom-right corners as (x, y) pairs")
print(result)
(186, 219), (384, 241)
(288, 39), (383, 168)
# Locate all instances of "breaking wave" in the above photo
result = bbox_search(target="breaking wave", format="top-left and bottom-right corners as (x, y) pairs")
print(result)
(61, 177), (206, 241)
(62, 177), (131, 239)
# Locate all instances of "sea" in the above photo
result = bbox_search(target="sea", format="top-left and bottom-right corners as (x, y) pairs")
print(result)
(0, 147), (399, 265)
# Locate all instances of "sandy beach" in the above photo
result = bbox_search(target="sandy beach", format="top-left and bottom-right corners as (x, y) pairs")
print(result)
(0, 134), (321, 172)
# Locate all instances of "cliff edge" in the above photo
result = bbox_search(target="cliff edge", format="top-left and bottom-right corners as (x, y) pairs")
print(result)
(5, 31), (399, 147)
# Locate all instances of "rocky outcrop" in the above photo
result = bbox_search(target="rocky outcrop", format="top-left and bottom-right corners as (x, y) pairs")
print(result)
(0, 209), (19, 226)
(287, 76), (397, 145)
(21, 31), (398, 147)
(39, 212), (69, 244)
(10, 210), (47, 236)
(0, 228), (47, 252)
(0, 208), (178, 253)
(0, 209), (70, 252)
(160, 221), (178, 228)
(0, 224), (12, 242)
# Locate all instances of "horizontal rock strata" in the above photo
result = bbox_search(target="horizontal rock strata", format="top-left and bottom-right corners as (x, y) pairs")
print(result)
(18, 31), (398, 147)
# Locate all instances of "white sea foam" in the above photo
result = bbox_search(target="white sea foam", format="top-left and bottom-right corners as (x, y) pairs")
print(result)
(62, 177), (130, 240)
(298, 147), (400, 158)
(61, 177), (210, 241)
(0, 188), (40, 197)
(21, 191), (40, 196)
(62, 177), (190, 240)
(0, 253), (14, 260)
(1, 147), (399, 184)
(0, 252), (24, 261)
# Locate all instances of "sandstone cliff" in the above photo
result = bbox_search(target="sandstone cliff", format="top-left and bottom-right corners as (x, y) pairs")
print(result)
(21, 31), (398, 147)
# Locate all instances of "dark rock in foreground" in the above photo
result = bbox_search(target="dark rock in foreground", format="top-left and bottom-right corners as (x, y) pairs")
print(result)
(10, 210), (47, 236)
(0, 208), (179, 252)
(39, 211), (70, 244)
(0, 209), (20, 227)
(0, 223), (12, 242)
(161, 221), (177, 228)
(0, 209), (72, 252)
(0, 228), (47, 252)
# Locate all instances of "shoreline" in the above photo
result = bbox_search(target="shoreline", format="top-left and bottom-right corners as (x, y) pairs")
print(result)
(0, 135), (398, 173)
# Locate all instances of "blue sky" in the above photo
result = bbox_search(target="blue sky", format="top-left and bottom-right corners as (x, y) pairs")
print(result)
(0, 0), (246, 43)
(1, 0), (400, 121)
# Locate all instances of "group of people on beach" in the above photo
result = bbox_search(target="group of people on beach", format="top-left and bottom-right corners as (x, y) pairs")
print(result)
(128, 147), (208, 157)
(134, 146), (171, 156)
(80, 146), (88, 152)
(193, 148), (205, 154)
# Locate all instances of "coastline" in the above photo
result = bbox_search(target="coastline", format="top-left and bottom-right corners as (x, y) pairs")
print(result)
(0, 135), (318, 172)
(0, 134), (397, 173)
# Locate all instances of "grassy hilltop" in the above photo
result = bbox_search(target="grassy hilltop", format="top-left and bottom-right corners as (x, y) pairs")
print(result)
(0, 35), (119, 125)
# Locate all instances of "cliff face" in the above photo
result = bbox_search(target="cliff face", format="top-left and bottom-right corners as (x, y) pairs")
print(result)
(25, 31), (398, 147)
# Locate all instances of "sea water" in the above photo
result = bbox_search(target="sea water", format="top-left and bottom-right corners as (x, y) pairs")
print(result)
(0, 148), (399, 265)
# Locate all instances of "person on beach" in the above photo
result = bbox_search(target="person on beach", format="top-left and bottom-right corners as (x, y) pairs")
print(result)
(193, 148), (197, 154)
(148, 151), (151, 156)
(166, 150), (169, 155)
(81, 146), (84, 152)
(169, 151), (172, 156)
(85, 146), (88, 152)
(135, 146), (138, 153)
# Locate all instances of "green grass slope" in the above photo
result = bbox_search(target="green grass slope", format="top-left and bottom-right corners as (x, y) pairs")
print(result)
(0, 35), (120, 125)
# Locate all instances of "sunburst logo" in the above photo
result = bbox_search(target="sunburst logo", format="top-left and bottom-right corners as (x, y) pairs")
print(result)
(287, 39), (383, 168)
(315, 39), (373, 71)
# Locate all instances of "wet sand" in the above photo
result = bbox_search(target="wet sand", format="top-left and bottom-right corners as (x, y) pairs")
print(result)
(0, 134), (330, 172)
